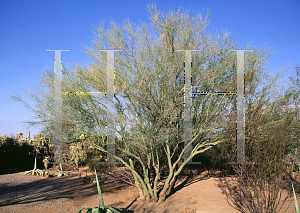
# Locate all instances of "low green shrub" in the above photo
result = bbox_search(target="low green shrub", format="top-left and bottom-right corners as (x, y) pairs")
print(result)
(86, 158), (116, 175)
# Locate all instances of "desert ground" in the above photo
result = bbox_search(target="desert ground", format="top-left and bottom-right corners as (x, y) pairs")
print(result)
(0, 165), (298, 213)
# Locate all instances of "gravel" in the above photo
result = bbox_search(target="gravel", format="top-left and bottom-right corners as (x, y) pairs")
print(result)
(0, 173), (76, 212)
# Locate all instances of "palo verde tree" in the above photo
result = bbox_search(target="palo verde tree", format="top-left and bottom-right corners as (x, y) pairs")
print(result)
(59, 4), (279, 202)
(65, 4), (240, 202)
(11, 3), (277, 203)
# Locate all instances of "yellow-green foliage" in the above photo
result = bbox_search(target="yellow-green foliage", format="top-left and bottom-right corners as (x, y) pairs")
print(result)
(0, 134), (11, 145)
(67, 141), (88, 169)
(63, 133), (107, 169)
(2, 132), (55, 156)
(29, 133), (54, 155)
(0, 132), (106, 171)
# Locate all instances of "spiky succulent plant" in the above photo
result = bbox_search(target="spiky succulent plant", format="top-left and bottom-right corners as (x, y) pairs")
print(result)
(52, 163), (75, 177)
(24, 156), (44, 176)
(79, 167), (122, 213)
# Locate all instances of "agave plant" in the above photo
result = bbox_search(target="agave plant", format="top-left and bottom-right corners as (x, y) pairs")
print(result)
(24, 155), (44, 176)
(79, 167), (122, 213)
(290, 148), (300, 213)
(52, 163), (75, 177)
(292, 183), (300, 213)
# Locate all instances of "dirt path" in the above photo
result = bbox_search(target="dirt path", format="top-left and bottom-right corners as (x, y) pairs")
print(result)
(0, 167), (298, 213)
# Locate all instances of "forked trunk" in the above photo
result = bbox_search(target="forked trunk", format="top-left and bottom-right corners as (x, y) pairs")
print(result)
(166, 174), (177, 196)
(151, 196), (158, 202)
(166, 159), (181, 196)
(158, 192), (166, 202)
(138, 191), (146, 201)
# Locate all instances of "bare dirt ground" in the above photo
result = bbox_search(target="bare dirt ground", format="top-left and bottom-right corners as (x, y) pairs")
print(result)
(0, 165), (298, 213)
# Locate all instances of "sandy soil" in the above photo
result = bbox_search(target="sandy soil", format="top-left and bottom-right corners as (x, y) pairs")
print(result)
(0, 165), (298, 213)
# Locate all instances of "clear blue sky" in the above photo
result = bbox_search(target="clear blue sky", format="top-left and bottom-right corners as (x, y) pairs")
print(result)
(1, 0), (299, 139)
